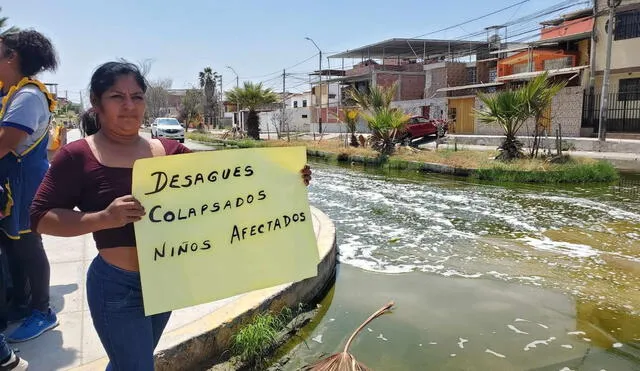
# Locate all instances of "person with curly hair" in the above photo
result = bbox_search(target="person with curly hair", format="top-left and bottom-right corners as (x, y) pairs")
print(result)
(0, 29), (59, 345)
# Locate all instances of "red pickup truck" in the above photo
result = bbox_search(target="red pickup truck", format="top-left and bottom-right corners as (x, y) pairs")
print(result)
(399, 116), (448, 142)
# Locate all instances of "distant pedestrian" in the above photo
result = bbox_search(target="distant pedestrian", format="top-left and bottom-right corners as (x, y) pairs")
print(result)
(0, 29), (59, 343)
(30, 60), (312, 370)
(78, 108), (98, 138)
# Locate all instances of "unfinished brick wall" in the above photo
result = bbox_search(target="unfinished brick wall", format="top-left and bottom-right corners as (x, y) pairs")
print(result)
(550, 86), (583, 137)
(474, 86), (584, 136)
(376, 73), (399, 92)
(375, 73), (425, 100)
(446, 63), (468, 87)
(425, 66), (447, 98)
(400, 75), (425, 100)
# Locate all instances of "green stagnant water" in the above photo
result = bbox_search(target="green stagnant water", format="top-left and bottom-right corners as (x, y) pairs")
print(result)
(277, 162), (640, 371)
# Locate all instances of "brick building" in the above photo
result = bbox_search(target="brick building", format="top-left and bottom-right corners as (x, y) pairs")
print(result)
(316, 38), (489, 133)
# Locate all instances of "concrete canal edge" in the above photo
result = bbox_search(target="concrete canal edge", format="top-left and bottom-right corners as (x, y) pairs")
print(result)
(73, 206), (337, 371)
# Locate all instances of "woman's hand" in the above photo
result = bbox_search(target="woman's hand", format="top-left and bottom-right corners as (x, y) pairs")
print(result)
(100, 195), (146, 229)
(301, 165), (312, 186)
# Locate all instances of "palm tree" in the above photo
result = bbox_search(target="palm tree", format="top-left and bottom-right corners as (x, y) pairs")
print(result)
(361, 107), (411, 155)
(348, 82), (408, 155)
(226, 82), (279, 140)
(348, 82), (397, 113)
(520, 73), (566, 158)
(475, 89), (528, 161)
(475, 73), (565, 161)
(342, 108), (360, 147)
(0, 7), (18, 36)
(198, 67), (217, 128)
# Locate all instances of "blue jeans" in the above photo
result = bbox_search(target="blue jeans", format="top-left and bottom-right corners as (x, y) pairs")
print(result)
(86, 255), (171, 371)
(0, 334), (10, 361)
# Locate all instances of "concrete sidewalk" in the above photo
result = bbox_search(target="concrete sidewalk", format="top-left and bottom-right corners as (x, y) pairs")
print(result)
(6, 233), (239, 370)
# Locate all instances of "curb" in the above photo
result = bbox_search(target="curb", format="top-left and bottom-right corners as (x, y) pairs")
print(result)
(306, 149), (476, 177)
(72, 207), (337, 371)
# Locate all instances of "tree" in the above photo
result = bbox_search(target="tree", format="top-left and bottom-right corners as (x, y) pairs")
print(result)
(348, 82), (408, 155)
(146, 78), (172, 121)
(178, 89), (202, 131)
(199, 67), (219, 128)
(341, 108), (360, 147)
(0, 7), (18, 36)
(267, 109), (295, 141)
(138, 58), (154, 78)
(361, 107), (410, 155)
(348, 82), (397, 113)
(475, 73), (566, 161)
(226, 82), (279, 140)
(475, 89), (528, 161)
(520, 73), (566, 158)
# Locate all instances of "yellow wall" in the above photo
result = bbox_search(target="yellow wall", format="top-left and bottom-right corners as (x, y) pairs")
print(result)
(577, 39), (590, 66)
(594, 8), (640, 71)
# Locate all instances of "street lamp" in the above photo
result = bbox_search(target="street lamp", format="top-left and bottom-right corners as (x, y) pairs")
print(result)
(226, 65), (241, 130)
(305, 37), (323, 134)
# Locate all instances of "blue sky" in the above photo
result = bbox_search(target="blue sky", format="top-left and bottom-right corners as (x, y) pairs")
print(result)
(4, 0), (589, 103)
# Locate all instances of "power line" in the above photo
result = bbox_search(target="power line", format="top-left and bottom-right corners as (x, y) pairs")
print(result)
(412, 0), (531, 38)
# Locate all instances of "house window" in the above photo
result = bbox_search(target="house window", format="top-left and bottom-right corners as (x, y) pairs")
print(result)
(488, 68), (497, 82)
(293, 101), (298, 108)
(302, 100), (307, 107)
(615, 10), (640, 41)
(619, 78), (640, 101)
(512, 63), (529, 74)
(466, 68), (477, 84)
(328, 94), (336, 99)
(302, 114), (308, 118)
(544, 57), (572, 70)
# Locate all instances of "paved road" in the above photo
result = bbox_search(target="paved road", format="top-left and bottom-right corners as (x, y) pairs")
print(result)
(66, 129), (215, 152)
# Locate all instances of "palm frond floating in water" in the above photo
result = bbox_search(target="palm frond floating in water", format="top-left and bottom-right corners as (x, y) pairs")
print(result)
(303, 301), (395, 371)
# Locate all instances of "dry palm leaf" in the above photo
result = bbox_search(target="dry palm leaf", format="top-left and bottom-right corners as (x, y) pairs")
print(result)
(303, 301), (395, 371)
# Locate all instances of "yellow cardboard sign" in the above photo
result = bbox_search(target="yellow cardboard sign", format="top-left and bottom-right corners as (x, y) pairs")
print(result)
(132, 146), (320, 315)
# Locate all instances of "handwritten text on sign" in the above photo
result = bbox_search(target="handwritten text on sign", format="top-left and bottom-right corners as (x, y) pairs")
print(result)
(132, 147), (319, 315)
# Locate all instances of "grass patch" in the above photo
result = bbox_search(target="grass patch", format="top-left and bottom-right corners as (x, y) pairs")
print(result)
(474, 158), (619, 183)
(186, 133), (619, 183)
(231, 307), (293, 368)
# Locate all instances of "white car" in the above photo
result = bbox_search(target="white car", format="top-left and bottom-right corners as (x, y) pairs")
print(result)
(151, 117), (185, 143)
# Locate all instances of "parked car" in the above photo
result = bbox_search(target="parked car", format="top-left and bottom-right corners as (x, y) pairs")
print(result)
(151, 117), (185, 143)
(399, 116), (448, 142)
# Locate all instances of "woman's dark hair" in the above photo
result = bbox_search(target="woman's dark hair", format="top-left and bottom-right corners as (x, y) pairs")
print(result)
(90, 61), (147, 102)
(86, 61), (148, 135)
(79, 108), (99, 137)
(1, 30), (58, 76)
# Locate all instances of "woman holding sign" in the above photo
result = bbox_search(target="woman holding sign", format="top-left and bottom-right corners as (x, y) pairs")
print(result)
(30, 61), (312, 371)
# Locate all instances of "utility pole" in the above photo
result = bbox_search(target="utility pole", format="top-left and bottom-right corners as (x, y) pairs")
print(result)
(282, 69), (286, 140)
(598, 0), (618, 141)
(305, 37), (322, 134)
(226, 65), (241, 130)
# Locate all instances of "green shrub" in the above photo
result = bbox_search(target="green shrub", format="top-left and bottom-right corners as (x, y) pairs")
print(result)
(231, 308), (293, 367)
(474, 160), (619, 183)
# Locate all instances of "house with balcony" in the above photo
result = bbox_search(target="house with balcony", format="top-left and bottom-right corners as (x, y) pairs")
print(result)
(461, 8), (595, 137)
(583, 0), (640, 136)
(313, 38), (493, 133)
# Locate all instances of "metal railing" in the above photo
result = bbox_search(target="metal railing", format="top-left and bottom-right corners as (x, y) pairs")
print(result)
(582, 92), (640, 133)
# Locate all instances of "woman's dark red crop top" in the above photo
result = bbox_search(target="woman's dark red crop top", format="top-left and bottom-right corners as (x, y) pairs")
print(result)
(30, 138), (191, 249)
